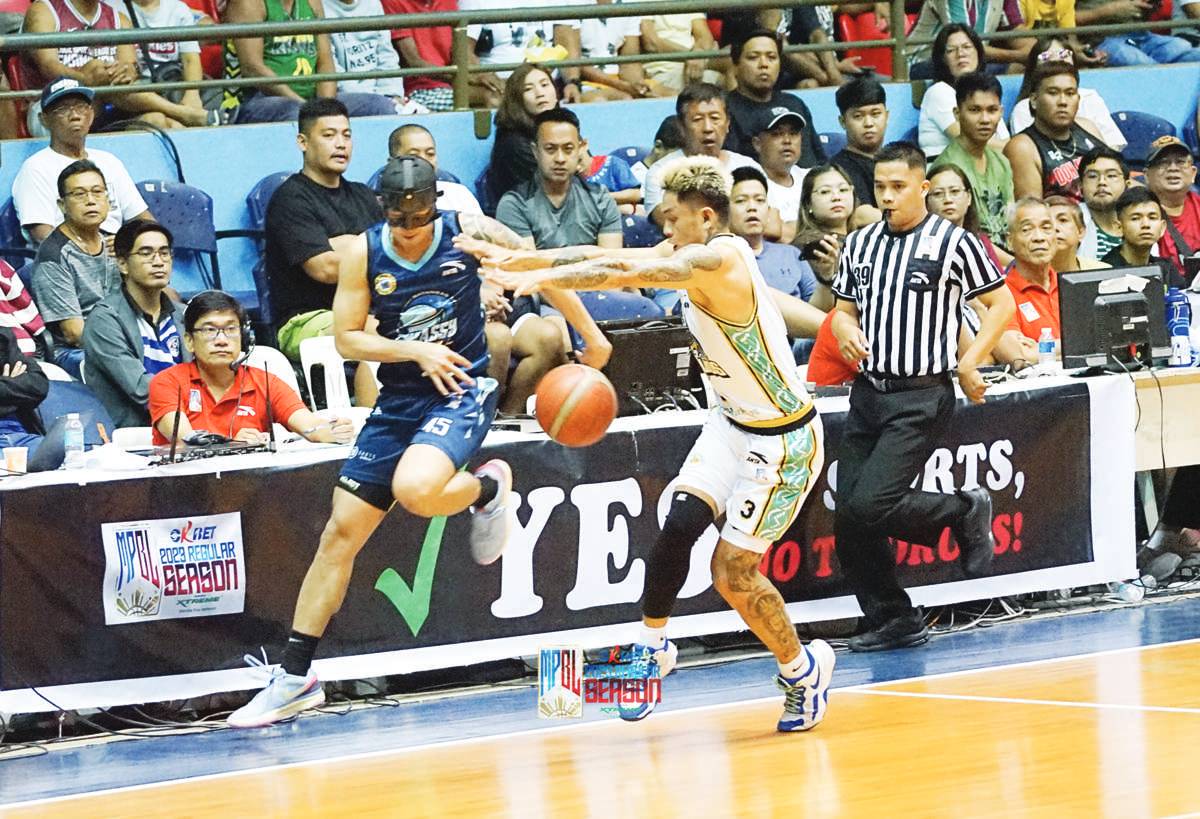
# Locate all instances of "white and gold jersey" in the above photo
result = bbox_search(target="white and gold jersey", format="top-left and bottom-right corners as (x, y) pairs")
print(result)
(679, 234), (814, 430)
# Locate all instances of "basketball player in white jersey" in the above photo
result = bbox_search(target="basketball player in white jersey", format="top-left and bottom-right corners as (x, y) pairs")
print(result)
(457, 156), (833, 732)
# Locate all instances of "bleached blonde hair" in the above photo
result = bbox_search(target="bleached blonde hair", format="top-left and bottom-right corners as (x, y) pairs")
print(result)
(658, 155), (732, 221)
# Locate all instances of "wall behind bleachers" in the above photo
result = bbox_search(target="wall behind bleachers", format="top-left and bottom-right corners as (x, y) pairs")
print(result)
(1, 64), (1195, 297)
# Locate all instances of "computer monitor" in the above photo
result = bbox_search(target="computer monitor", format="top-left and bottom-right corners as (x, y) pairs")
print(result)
(1058, 265), (1170, 369)
(600, 316), (707, 416)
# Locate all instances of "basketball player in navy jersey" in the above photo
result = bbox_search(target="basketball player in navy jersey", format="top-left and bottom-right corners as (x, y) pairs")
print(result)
(229, 156), (562, 727)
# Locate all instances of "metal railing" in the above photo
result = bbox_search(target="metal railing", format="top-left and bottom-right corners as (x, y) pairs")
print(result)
(0, 0), (1197, 109)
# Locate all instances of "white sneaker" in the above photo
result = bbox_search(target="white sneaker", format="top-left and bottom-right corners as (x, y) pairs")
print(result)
(616, 640), (678, 722)
(469, 459), (512, 565)
(775, 639), (836, 732)
(227, 668), (325, 728)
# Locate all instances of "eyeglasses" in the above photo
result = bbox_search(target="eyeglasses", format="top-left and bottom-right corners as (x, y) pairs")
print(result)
(64, 187), (107, 203)
(928, 187), (967, 201)
(1037, 47), (1074, 64)
(131, 247), (173, 261)
(1083, 171), (1125, 182)
(47, 100), (92, 118)
(190, 326), (239, 340)
(944, 44), (975, 55)
(1150, 157), (1195, 170)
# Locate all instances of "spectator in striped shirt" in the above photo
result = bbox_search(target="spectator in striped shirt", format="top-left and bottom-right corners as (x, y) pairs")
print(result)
(82, 221), (188, 428)
(1078, 147), (1127, 260)
(0, 260), (51, 362)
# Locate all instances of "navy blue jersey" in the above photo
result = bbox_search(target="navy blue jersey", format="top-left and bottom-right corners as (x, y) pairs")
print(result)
(365, 211), (489, 391)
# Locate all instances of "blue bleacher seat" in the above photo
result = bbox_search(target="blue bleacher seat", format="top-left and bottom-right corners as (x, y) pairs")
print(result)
(36, 380), (115, 448)
(1184, 117), (1199, 158)
(1114, 111), (1177, 169)
(228, 172), (291, 327)
(137, 180), (222, 291)
(15, 261), (33, 292)
(579, 290), (665, 322)
(900, 125), (918, 146)
(621, 214), (664, 249)
(611, 145), (649, 165)
(819, 131), (847, 158)
(474, 167), (497, 216)
(0, 198), (33, 270)
(246, 171), (292, 231)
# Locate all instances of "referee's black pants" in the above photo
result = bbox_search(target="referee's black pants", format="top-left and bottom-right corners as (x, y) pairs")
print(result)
(834, 376), (969, 627)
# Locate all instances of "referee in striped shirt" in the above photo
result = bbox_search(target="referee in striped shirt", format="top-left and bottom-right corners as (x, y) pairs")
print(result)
(831, 142), (1016, 652)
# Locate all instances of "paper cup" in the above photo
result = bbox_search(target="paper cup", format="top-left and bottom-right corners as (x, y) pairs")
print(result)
(4, 446), (28, 475)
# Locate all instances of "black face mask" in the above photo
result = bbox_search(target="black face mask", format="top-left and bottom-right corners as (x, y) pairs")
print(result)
(380, 188), (438, 229)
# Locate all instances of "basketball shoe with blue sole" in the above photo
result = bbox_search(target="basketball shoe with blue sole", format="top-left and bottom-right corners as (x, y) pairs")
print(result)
(775, 639), (836, 732)
(617, 640), (678, 721)
(227, 669), (325, 728)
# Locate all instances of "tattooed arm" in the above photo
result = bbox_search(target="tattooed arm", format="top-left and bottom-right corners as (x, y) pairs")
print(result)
(491, 243), (726, 295)
(454, 233), (672, 272)
(456, 212), (536, 251)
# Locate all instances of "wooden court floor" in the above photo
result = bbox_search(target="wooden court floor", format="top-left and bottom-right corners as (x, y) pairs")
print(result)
(4, 641), (1199, 818)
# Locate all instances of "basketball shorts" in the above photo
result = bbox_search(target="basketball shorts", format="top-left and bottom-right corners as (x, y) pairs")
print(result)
(676, 410), (825, 554)
(338, 377), (500, 509)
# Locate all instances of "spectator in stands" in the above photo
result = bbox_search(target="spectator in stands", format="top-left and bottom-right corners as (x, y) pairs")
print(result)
(831, 74), (888, 208)
(579, 0), (664, 101)
(13, 79), (153, 245)
(1076, 0), (1200, 66)
(461, 0), (584, 102)
(642, 83), (764, 227)
(389, 0), (480, 111)
(148, 291), (354, 445)
(1004, 60), (1106, 203)
(918, 25), (1010, 159)
(126, 0), (214, 118)
(1078, 146), (1127, 259)
(907, 0), (1034, 78)
(1100, 187), (1182, 286)
(82, 221), (187, 428)
(0, 326), (49, 454)
(628, 0), (721, 93)
(630, 115), (685, 185)
(729, 166), (818, 305)
(21, 0), (216, 132)
(493, 108), (615, 413)
(753, 111), (809, 241)
(724, 29), (824, 168)
(1003, 197), (1062, 349)
(485, 64), (559, 205)
(221, 0), (396, 123)
(765, 3), (877, 89)
(926, 163), (1010, 269)
(930, 72), (1015, 246)
(791, 164), (861, 309)
(265, 98), (382, 415)
(1009, 40), (1124, 150)
(0, 76), (17, 141)
(324, 0), (424, 111)
(31, 160), (122, 379)
(1143, 136), (1200, 286)
(0, 260), (50, 362)
(577, 144), (642, 213)
(388, 124), (482, 213)
(1045, 194), (1109, 272)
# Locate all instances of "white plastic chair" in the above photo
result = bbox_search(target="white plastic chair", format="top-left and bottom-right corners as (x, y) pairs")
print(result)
(244, 344), (302, 395)
(40, 361), (74, 382)
(299, 336), (351, 411)
(113, 426), (153, 449)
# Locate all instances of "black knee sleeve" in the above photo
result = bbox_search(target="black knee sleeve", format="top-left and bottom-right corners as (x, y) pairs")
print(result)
(642, 491), (714, 619)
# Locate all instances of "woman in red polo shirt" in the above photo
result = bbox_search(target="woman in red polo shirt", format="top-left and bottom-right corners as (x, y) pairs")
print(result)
(148, 291), (354, 446)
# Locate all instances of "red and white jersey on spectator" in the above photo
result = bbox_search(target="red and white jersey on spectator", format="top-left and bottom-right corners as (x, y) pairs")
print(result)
(0, 260), (47, 358)
(24, 0), (122, 88)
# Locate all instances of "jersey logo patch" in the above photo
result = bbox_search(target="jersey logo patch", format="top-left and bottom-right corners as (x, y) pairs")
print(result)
(691, 343), (730, 378)
(440, 261), (467, 276)
(398, 292), (458, 343)
(375, 272), (398, 295)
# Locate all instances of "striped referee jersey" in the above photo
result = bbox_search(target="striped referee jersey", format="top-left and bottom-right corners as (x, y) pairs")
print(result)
(832, 213), (1004, 377)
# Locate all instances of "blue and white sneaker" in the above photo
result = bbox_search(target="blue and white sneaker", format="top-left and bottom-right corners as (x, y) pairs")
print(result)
(227, 668), (325, 728)
(617, 640), (678, 722)
(470, 459), (512, 565)
(775, 639), (836, 733)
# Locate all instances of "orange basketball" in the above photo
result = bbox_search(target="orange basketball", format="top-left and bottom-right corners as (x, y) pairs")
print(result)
(534, 364), (618, 447)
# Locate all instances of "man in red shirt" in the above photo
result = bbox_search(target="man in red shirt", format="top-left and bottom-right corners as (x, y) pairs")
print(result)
(388, 0), (502, 110)
(148, 291), (353, 446)
(1003, 197), (1060, 353)
(1144, 136), (1200, 286)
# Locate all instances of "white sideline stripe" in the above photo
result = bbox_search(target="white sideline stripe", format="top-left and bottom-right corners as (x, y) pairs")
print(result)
(2, 637), (1198, 811)
(847, 689), (1200, 715)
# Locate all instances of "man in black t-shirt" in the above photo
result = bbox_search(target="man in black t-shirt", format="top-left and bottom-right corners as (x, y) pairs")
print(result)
(264, 98), (382, 365)
(723, 29), (824, 169)
(831, 75), (888, 209)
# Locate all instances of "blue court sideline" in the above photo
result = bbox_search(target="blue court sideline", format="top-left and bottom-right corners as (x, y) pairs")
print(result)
(3, 596), (1200, 806)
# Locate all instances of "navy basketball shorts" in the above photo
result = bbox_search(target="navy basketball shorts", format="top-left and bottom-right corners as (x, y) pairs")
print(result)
(338, 377), (500, 509)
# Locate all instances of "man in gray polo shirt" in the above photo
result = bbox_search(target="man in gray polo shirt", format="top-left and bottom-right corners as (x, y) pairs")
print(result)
(30, 159), (122, 379)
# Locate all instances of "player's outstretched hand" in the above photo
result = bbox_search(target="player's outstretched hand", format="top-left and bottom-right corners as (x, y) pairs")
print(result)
(958, 363), (987, 404)
(412, 342), (474, 396)
(483, 266), (542, 297)
(576, 334), (613, 369)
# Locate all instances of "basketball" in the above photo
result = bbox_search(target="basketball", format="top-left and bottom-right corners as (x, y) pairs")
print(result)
(534, 364), (618, 447)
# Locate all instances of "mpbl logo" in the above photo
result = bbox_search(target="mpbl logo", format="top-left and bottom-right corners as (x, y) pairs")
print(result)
(113, 525), (162, 618)
(537, 646), (582, 719)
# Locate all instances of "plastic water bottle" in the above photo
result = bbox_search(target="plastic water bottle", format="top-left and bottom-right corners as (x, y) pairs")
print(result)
(63, 412), (85, 470)
(1107, 574), (1156, 603)
(1037, 327), (1057, 367)
(1166, 287), (1192, 367)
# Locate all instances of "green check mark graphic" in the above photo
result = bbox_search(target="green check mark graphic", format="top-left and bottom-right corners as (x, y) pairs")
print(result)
(374, 515), (447, 637)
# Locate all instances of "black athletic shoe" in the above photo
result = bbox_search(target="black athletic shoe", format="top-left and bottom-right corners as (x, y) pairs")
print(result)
(954, 487), (995, 578)
(847, 613), (929, 652)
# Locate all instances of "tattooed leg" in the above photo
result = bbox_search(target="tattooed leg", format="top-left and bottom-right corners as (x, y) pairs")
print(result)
(710, 538), (801, 663)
